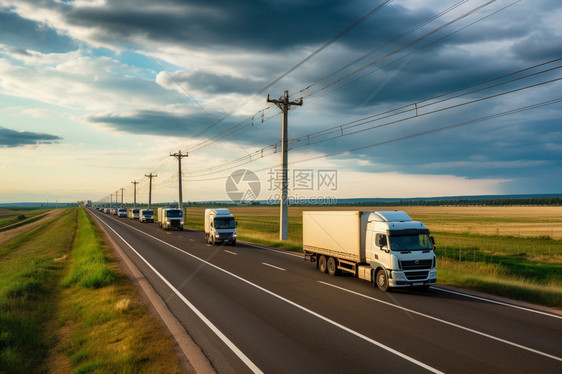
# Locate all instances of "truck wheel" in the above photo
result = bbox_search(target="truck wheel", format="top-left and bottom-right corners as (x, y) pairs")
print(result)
(211, 236), (216, 245)
(318, 256), (327, 274)
(327, 257), (338, 276)
(376, 269), (389, 292)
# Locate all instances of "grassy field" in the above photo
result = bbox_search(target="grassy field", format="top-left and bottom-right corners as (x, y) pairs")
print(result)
(186, 205), (562, 307)
(0, 207), (182, 373)
(0, 208), (49, 230)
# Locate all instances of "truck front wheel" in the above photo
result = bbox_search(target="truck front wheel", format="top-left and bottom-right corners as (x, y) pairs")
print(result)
(327, 257), (338, 276)
(376, 269), (389, 292)
(318, 256), (327, 274)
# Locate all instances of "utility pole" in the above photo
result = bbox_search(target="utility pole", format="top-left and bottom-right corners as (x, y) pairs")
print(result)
(267, 90), (303, 240)
(115, 191), (119, 207)
(145, 173), (157, 209)
(120, 188), (124, 206)
(110, 194), (113, 209)
(170, 150), (188, 211)
(131, 181), (139, 208)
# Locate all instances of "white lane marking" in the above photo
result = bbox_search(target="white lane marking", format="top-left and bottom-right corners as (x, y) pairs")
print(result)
(224, 250), (238, 255)
(98, 214), (443, 373)
(319, 281), (562, 362)
(262, 263), (285, 271)
(241, 242), (302, 258)
(434, 287), (562, 320)
(96, 217), (263, 374)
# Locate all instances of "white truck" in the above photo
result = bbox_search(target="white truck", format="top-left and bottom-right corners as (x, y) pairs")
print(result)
(117, 208), (128, 218)
(139, 209), (154, 223)
(303, 211), (437, 291)
(158, 207), (184, 230)
(127, 208), (140, 219)
(205, 208), (237, 245)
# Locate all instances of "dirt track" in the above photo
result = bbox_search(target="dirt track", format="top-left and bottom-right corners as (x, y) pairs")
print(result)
(0, 209), (66, 246)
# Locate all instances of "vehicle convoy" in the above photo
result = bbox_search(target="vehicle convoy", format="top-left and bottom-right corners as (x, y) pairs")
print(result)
(158, 207), (184, 230)
(205, 208), (237, 245)
(303, 211), (437, 291)
(139, 209), (154, 223)
(117, 208), (127, 218)
(127, 208), (140, 219)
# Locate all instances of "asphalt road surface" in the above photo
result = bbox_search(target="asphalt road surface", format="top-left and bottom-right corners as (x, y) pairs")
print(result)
(87, 208), (562, 374)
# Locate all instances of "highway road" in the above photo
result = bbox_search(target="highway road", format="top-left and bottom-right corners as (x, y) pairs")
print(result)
(87, 208), (562, 374)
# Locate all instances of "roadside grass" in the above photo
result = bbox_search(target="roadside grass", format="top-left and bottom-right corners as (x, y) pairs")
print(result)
(186, 206), (562, 307)
(0, 207), (182, 373)
(56, 207), (181, 373)
(0, 208), (76, 374)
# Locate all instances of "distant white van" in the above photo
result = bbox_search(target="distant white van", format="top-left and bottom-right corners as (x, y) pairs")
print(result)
(128, 208), (140, 219)
(117, 208), (127, 218)
(139, 209), (154, 223)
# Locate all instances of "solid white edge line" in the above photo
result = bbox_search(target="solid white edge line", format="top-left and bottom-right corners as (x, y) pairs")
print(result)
(319, 281), (562, 362)
(262, 263), (286, 271)
(96, 217), (264, 374)
(99, 212), (444, 373)
(433, 287), (562, 319)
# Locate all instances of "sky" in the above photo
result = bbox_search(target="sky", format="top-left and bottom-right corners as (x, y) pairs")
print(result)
(0, 0), (561, 204)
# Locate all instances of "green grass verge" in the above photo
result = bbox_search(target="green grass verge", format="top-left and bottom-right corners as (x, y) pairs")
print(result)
(61, 209), (115, 289)
(56, 207), (181, 373)
(0, 207), (182, 373)
(0, 208), (77, 374)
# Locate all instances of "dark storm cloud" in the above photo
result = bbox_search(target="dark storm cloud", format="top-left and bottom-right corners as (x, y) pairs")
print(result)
(87, 110), (222, 137)
(0, 9), (77, 53)
(0, 126), (63, 147)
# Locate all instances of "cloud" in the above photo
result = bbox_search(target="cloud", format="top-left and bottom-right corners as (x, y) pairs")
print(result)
(0, 126), (62, 147)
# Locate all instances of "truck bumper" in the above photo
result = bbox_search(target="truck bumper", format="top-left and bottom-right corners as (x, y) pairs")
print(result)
(389, 269), (437, 288)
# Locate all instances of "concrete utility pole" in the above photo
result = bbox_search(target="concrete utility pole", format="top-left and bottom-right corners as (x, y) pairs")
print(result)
(110, 194), (113, 209)
(145, 173), (157, 209)
(170, 150), (188, 211)
(115, 191), (119, 207)
(120, 188), (124, 206)
(131, 181), (139, 208)
(267, 90), (303, 240)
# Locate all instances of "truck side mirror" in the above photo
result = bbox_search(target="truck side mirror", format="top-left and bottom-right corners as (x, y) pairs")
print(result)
(430, 236), (436, 248)
(236, 221), (238, 226)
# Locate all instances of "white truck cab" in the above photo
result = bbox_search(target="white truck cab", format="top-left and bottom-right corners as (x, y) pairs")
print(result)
(205, 208), (237, 245)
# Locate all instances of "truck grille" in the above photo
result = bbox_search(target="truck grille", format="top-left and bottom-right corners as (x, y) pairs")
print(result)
(400, 259), (432, 270)
(405, 271), (429, 281)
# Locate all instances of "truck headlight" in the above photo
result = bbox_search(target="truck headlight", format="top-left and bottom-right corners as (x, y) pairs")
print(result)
(392, 271), (406, 280)
(429, 269), (437, 278)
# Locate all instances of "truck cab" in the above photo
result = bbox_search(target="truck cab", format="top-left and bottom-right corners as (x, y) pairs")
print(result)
(364, 211), (437, 291)
(205, 208), (237, 245)
(139, 209), (154, 223)
(158, 208), (184, 230)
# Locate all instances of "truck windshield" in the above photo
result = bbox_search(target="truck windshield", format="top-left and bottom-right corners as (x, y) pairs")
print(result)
(166, 210), (183, 218)
(389, 234), (432, 251)
(215, 217), (235, 229)
(142, 210), (153, 215)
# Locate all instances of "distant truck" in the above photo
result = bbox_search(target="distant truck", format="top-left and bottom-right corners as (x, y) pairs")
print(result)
(117, 208), (127, 218)
(139, 209), (154, 223)
(303, 211), (437, 291)
(158, 207), (184, 230)
(205, 208), (237, 245)
(127, 208), (140, 220)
